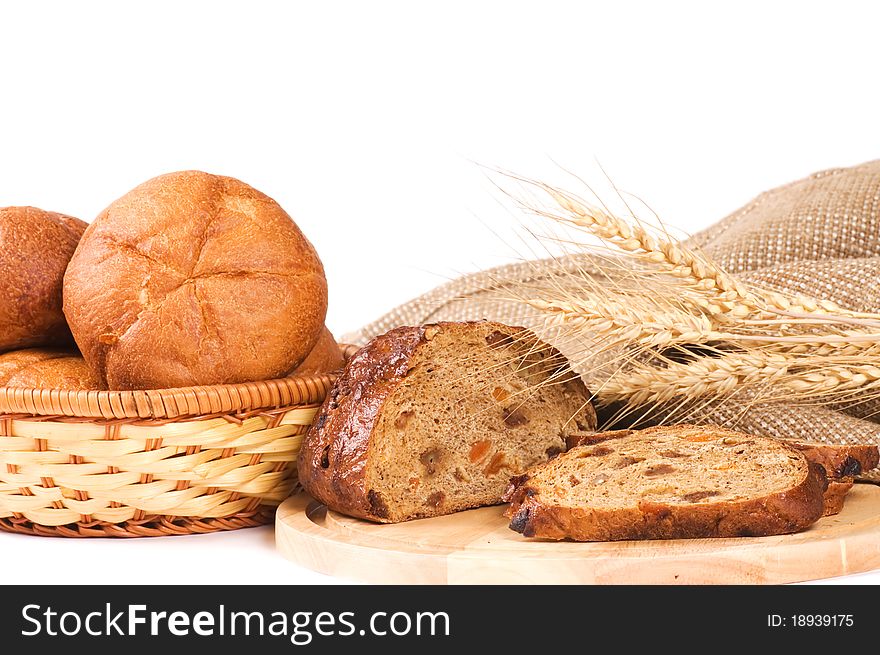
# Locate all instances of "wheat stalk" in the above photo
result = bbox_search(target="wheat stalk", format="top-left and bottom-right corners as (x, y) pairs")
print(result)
(599, 349), (880, 406)
(530, 182), (846, 320)
(530, 297), (721, 349)
(599, 352), (789, 406)
(530, 294), (880, 347)
(509, 177), (880, 413)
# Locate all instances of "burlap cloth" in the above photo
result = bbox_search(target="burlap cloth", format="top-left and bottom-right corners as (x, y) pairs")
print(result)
(344, 160), (880, 480)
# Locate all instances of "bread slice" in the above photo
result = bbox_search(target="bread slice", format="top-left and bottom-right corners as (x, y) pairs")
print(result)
(567, 429), (878, 516)
(297, 321), (596, 523)
(781, 440), (877, 516)
(504, 425), (827, 541)
(781, 440), (879, 479)
(822, 479), (854, 517)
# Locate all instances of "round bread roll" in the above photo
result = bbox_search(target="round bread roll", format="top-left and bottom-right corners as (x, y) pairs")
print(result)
(290, 327), (345, 376)
(63, 171), (328, 390)
(0, 348), (104, 390)
(0, 207), (87, 352)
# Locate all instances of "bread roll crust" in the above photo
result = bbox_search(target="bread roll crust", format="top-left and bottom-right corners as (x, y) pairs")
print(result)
(0, 207), (87, 352)
(0, 348), (103, 390)
(63, 171), (327, 390)
(822, 479), (854, 516)
(290, 327), (344, 376)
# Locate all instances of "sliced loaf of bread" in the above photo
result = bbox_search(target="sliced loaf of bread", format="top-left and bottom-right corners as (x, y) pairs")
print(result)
(504, 425), (827, 541)
(297, 321), (595, 523)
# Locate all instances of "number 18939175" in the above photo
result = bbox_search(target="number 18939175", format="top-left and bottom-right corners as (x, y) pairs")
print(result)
(768, 614), (854, 628)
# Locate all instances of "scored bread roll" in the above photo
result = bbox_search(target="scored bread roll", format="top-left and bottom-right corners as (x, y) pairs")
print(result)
(63, 171), (328, 390)
(0, 207), (87, 352)
(290, 327), (345, 376)
(0, 348), (104, 390)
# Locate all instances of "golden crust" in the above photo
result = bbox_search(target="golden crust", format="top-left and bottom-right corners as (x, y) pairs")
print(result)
(63, 171), (327, 390)
(290, 327), (344, 376)
(0, 348), (104, 390)
(0, 207), (86, 352)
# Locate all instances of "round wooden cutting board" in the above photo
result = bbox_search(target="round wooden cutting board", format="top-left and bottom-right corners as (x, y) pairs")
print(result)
(276, 484), (880, 584)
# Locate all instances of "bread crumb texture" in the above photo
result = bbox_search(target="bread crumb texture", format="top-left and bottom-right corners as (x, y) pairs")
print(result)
(504, 425), (827, 541)
(297, 321), (596, 523)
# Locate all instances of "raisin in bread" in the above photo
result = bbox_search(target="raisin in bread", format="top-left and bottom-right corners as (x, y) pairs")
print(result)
(504, 425), (826, 541)
(297, 321), (595, 523)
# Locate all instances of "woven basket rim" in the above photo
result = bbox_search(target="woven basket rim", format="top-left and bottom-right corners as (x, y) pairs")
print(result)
(0, 344), (359, 420)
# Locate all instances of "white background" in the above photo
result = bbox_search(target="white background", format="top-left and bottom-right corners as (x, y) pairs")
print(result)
(1, 1), (879, 584)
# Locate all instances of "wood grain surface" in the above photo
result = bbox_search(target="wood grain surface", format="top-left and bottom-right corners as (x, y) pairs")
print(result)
(276, 484), (880, 584)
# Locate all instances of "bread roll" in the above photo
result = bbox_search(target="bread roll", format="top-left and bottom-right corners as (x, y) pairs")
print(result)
(0, 207), (87, 352)
(63, 171), (328, 390)
(0, 348), (104, 390)
(290, 327), (344, 375)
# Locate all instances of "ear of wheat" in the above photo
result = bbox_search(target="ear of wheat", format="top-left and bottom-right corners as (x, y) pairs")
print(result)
(511, 179), (880, 419)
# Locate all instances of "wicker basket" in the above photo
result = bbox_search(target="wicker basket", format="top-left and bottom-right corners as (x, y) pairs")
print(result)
(0, 345), (358, 538)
